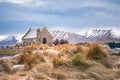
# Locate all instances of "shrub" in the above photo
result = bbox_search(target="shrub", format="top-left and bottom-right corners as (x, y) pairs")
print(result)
(54, 39), (60, 46)
(59, 39), (69, 44)
(87, 44), (107, 61)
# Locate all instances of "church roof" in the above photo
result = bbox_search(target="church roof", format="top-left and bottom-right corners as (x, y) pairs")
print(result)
(22, 29), (37, 39)
(22, 27), (48, 39)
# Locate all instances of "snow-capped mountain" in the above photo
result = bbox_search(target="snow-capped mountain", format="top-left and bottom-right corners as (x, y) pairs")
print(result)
(50, 29), (120, 44)
(0, 35), (23, 47)
(50, 30), (88, 44)
(0, 29), (120, 47)
(87, 30), (120, 42)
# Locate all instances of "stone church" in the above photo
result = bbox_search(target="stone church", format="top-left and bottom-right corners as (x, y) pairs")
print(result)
(22, 27), (53, 46)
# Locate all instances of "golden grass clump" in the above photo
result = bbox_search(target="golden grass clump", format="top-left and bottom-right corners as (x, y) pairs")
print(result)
(19, 52), (45, 70)
(56, 44), (78, 58)
(26, 43), (49, 50)
(22, 48), (33, 54)
(76, 44), (82, 53)
(0, 60), (12, 74)
(86, 44), (107, 61)
(87, 72), (104, 80)
(30, 63), (54, 80)
(76, 45), (90, 57)
(31, 63), (53, 74)
(52, 57), (65, 68)
(72, 53), (90, 70)
(55, 44), (77, 52)
(51, 73), (67, 80)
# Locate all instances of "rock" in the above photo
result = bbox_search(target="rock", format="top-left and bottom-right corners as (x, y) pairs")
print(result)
(0, 54), (21, 61)
(12, 65), (25, 71)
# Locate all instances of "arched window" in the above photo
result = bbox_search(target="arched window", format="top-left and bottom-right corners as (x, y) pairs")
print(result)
(43, 38), (47, 44)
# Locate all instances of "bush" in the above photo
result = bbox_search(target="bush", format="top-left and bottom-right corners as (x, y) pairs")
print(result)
(54, 39), (60, 46)
(54, 39), (69, 46)
(60, 39), (69, 44)
(87, 44), (107, 61)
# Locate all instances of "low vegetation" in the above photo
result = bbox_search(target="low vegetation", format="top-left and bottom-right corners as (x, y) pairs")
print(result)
(72, 53), (90, 71)
(0, 49), (20, 54)
(0, 43), (120, 80)
(87, 44), (107, 60)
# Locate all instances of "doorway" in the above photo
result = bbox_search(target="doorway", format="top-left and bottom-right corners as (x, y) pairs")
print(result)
(43, 38), (47, 44)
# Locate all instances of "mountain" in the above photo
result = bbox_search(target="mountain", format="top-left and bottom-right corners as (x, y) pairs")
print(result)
(50, 29), (120, 44)
(50, 30), (87, 44)
(0, 29), (120, 47)
(87, 30), (120, 43)
(0, 35), (22, 47)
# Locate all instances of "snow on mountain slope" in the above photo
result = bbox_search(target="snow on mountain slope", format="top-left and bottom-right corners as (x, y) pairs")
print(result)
(0, 35), (23, 47)
(87, 30), (112, 42)
(0, 29), (120, 47)
(50, 30), (69, 40)
(50, 29), (120, 43)
(88, 30), (111, 38)
(111, 30), (120, 38)
(87, 30), (120, 42)
(50, 30), (87, 44)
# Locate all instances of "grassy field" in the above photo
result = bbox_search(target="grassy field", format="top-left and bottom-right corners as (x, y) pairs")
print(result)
(0, 43), (120, 80)
(0, 49), (21, 54)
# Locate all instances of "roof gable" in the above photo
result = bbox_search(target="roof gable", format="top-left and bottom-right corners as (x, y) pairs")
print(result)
(22, 27), (52, 40)
(22, 29), (37, 39)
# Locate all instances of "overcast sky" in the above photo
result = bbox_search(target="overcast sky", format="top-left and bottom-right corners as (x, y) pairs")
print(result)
(0, 0), (120, 34)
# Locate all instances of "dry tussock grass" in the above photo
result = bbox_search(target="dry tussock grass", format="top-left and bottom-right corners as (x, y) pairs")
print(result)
(85, 43), (116, 69)
(77, 45), (90, 57)
(86, 43), (108, 60)
(26, 43), (49, 50)
(1, 43), (117, 80)
(0, 60), (12, 74)
(52, 56), (65, 68)
(72, 53), (90, 71)
(55, 44), (77, 51)
(19, 52), (45, 70)
(87, 71), (104, 80)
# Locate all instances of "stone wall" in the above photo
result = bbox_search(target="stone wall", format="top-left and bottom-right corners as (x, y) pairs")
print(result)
(22, 27), (53, 46)
(37, 27), (53, 44)
(22, 38), (37, 46)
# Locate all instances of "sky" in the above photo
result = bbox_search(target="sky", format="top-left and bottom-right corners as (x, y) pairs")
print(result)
(0, 0), (120, 34)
